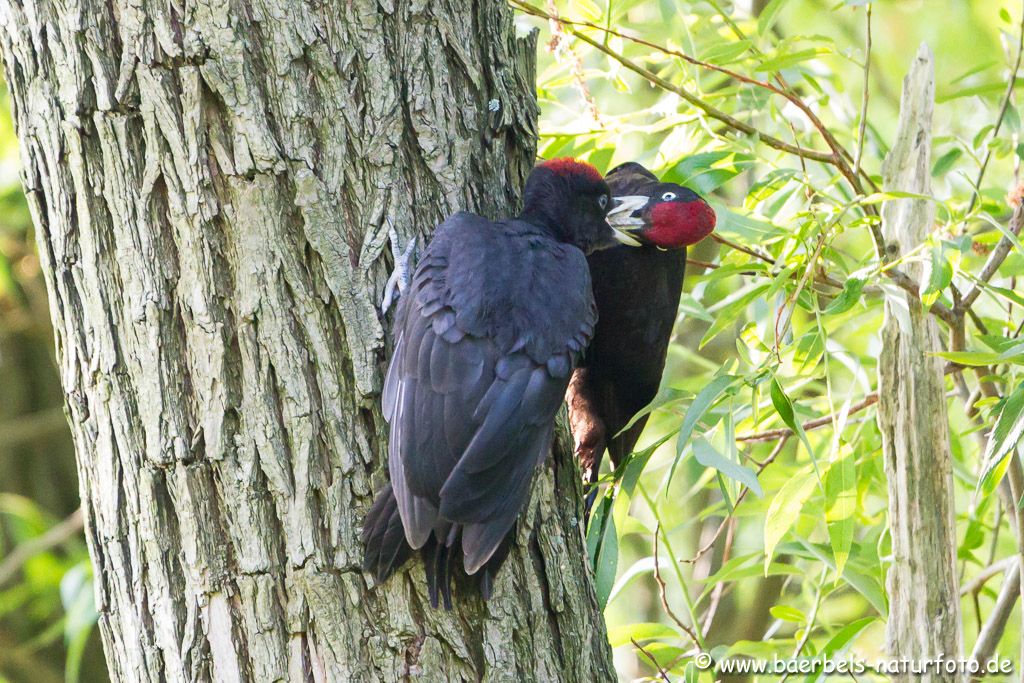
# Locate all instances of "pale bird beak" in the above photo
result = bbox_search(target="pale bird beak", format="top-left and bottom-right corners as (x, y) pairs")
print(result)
(606, 195), (648, 246)
(606, 195), (648, 227)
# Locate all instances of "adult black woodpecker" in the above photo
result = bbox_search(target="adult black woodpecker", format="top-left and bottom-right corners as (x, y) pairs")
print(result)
(362, 158), (643, 608)
(566, 161), (716, 496)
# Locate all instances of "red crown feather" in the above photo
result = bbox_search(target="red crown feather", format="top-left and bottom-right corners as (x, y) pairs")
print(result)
(539, 157), (603, 183)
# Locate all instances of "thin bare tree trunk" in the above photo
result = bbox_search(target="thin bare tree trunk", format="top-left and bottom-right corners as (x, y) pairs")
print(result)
(877, 44), (962, 681)
(0, 0), (615, 679)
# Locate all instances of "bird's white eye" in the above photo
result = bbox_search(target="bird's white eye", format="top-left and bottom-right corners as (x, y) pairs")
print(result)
(598, 194), (609, 210)
(661, 191), (677, 201)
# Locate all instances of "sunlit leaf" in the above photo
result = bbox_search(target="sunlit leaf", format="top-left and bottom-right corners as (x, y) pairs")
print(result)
(823, 277), (866, 315)
(693, 437), (763, 497)
(764, 465), (818, 573)
(674, 374), (736, 460)
(825, 448), (856, 576)
(757, 0), (790, 37)
(979, 384), (1024, 496)
(769, 605), (806, 623)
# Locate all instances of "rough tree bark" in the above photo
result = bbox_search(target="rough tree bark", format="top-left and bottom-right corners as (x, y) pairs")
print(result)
(0, 0), (616, 680)
(877, 44), (962, 681)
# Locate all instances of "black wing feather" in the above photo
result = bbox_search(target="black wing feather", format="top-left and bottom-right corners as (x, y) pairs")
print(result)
(378, 212), (595, 581)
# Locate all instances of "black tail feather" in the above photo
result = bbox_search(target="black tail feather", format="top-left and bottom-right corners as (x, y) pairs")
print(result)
(362, 484), (414, 582)
(424, 536), (457, 610)
(477, 529), (515, 600)
(363, 484), (516, 608)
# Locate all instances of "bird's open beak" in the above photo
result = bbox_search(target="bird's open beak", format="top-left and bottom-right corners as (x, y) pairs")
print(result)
(606, 195), (648, 246)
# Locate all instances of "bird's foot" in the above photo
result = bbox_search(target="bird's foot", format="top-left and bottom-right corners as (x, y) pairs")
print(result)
(381, 222), (418, 314)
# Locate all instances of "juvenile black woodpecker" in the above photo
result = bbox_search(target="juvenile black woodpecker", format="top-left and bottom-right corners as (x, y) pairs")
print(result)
(362, 158), (643, 608)
(566, 161), (716, 497)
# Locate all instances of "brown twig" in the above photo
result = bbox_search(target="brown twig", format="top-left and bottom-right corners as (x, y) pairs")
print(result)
(958, 202), (1024, 312)
(960, 557), (1017, 597)
(969, 561), (1021, 669)
(687, 258), (720, 270)
(853, 3), (872, 178)
(653, 523), (702, 647)
(966, 0), (1024, 216)
(510, 0), (838, 165)
(737, 394), (879, 443)
(681, 437), (790, 565)
(631, 638), (672, 682)
(510, 0), (877, 199)
(543, 1), (602, 124)
(0, 508), (84, 588)
(700, 516), (736, 634)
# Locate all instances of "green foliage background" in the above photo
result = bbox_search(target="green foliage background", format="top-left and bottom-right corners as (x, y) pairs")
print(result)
(520, 0), (1024, 679)
(1, 1), (1024, 681)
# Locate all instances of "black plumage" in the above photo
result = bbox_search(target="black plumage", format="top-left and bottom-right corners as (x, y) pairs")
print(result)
(363, 159), (627, 607)
(567, 162), (716, 493)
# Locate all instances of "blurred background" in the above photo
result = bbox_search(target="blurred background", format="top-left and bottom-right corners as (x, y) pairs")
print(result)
(0, 83), (106, 681)
(2, 0), (1023, 681)
(520, 0), (1024, 679)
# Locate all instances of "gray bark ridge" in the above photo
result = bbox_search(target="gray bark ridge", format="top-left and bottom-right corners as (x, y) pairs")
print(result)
(877, 44), (963, 681)
(0, 0), (616, 679)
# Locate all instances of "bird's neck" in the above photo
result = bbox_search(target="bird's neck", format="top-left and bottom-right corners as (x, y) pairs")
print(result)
(517, 203), (565, 239)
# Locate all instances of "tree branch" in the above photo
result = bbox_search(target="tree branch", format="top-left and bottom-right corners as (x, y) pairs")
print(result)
(960, 557), (1017, 597)
(958, 202), (1024, 312)
(510, 0), (838, 165)
(0, 508), (84, 588)
(511, 0), (961, 329)
(969, 560), (1021, 667)
(737, 394), (879, 443)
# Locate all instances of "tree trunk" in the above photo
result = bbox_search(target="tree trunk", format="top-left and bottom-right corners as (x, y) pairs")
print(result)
(877, 44), (962, 681)
(0, 0), (616, 679)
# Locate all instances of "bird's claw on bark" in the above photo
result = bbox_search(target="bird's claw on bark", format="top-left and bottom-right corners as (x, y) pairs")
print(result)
(382, 222), (418, 315)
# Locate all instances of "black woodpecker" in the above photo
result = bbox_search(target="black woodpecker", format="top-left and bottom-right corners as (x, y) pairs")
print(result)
(363, 158), (644, 608)
(566, 161), (716, 503)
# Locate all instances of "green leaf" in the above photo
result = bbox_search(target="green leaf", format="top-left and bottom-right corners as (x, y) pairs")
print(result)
(608, 622), (681, 648)
(700, 40), (753, 65)
(938, 81), (1007, 103)
(607, 556), (667, 605)
(755, 48), (829, 74)
(586, 494), (619, 609)
(764, 466), (818, 573)
(931, 148), (962, 177)
(574, 0), (603, 20)
(693, 437), (763, 497)
(979, 384), (1024, 495)
(757, 0), (789, 36)
(746, 168), (798, 206)
(700, 282), (772, 348)
(823, 277), (866, 315)
(793, 330), (824, 372)
(933, 350), (1002, 366)
(770, 378), (815, 463)
(825, 449), (856, 576)
(675, 374), (735, 457)
(819, 617), (877, 657)
(769, 605), (806, 623)
(922, 244), (953, 306)
(620, 432), (672, 498)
